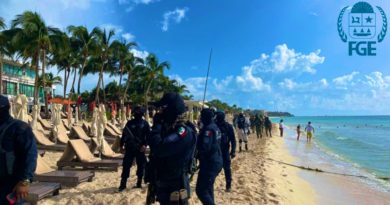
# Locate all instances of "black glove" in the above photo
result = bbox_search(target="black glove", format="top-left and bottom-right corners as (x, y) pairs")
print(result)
(230, 152), (236, 159)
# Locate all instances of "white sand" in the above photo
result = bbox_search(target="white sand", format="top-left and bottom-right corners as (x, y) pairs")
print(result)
(40, 128), (317, 205)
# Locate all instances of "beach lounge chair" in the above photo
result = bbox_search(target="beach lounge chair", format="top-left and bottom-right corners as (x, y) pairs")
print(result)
(111, 135), (122, 153)
(56, 123), (70, 144)
(35, 155), (94, 187)
(90, 137), (123, 159)
(57, 139), (121, 171)
(61, 112), (67, 119)
(33, 130), (66, 151)
(39, 118), (52, 130)
(62, 119), (70, 130)
(104, 125), (120, 137)
(24, 182), (61, 205)
(70, 126), (91, 142)
(82, 122), (92, 136)
(37, 122), (51, 136)
(107, 122), (122, 135)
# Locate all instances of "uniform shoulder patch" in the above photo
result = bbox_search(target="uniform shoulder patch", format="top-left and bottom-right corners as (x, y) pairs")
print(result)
(177, 127), (187, 138)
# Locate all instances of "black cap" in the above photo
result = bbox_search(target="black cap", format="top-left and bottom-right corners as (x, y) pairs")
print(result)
(153, 92), (186, 116)
(0, 95), (10, 108)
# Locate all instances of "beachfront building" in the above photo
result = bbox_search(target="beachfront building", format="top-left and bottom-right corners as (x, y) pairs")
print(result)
(1, 58), (52, 105)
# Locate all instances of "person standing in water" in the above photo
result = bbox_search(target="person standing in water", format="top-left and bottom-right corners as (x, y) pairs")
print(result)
(279, 119), (284, 137)
(296, 124), (301, 141)
(305, 122), (314, 143)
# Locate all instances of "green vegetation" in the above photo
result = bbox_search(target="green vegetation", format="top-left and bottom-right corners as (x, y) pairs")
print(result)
(0, 11), (189, 113)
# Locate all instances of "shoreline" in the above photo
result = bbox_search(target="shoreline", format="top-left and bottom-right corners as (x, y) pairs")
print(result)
(282, 126), (390, 205)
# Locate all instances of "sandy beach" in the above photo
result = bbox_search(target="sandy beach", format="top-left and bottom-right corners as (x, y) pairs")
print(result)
(39, 128), (318, 205)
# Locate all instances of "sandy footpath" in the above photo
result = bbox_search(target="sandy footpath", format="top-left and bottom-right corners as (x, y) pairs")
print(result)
(40, 131), (317, 205)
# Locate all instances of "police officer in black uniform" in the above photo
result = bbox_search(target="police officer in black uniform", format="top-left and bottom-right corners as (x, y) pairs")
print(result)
(0, 95), (37, 204)
(147, 92), (196, 205)
(215, 111), (236, 192)
(196, 108), (223, 205)
(118, 106), (150, 191)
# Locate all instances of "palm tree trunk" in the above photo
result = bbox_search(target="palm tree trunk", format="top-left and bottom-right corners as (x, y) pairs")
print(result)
(122, 72), (131, 110)
(77, 59), (87, 95)
(144, 79), (153, 118)
(70, 67), (77, 94)
(42, 49), (49, 116)
(0, 53), (3, 95)
(95, 74), (101, 104)
(63, 67), (70, 98)
(33, 54), (39, 105)
(101, 72), (106, 102)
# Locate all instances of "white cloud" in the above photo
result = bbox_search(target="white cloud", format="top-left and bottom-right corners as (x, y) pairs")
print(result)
(236, 67), (271, 92)
(132, 0), (159, 4)
(161, 7), (188, 32)
(121, 33), (135, 41)
(279, 78), (328, 91)
(100, 24), (123, 33)
(130, 49), (149, 59)
(248, 44), (325, 74)
(332, 71), (359, 87)
(118, 0), (159, 12)
(170, 75), (206, 99)
(213, 76), (233, 91)
(364, 71), (390, 90)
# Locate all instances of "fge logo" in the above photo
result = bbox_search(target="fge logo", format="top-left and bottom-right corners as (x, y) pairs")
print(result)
(338, 2), (387, 56)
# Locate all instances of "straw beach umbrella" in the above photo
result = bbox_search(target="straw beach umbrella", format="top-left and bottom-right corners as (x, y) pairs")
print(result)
(52, 104), (62, 143)
(75, 107), (79, 124)
(97, 104), (107, 158)
(31, 104), (40, 130)
(91, 108), (98, 137)
(14, 94), (28, 123)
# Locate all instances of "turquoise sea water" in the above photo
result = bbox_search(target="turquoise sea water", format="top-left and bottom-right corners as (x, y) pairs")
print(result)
(271, 116), (390, 191)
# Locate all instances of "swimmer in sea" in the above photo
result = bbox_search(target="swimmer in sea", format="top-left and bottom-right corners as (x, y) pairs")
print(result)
(305, 121), (314, 143)
(296, 124), (301, 141)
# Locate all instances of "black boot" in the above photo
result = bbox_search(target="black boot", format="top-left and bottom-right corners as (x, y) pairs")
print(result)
(118, 179), (127, 192)
(226, 183), (232, 192)
(245, 143), (248, 151)
(239, 145), (242, 152)
(134, 178), (142, 188)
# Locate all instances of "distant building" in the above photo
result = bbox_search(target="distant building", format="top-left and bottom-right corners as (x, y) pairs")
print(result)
(1, 58), (54, 105)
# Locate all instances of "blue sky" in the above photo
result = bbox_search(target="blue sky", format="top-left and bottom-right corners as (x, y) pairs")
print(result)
(1, 0), (390, 115)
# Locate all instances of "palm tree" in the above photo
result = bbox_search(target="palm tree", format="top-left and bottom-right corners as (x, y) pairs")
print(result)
(0, 17), (6, 94)
(50, 32), (73, 98)
(111, 40), (136, 87)
(38, 72), (62, 88)
(123, 55), (143, 104)
(143, 53), (170, 113)
(68, 25), (97, 96)
(11, 11), (61, 114)
(91, 27), (115, 103)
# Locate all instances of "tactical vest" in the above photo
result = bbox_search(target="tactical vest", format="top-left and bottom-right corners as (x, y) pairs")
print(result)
(0, 118), (17, 178)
